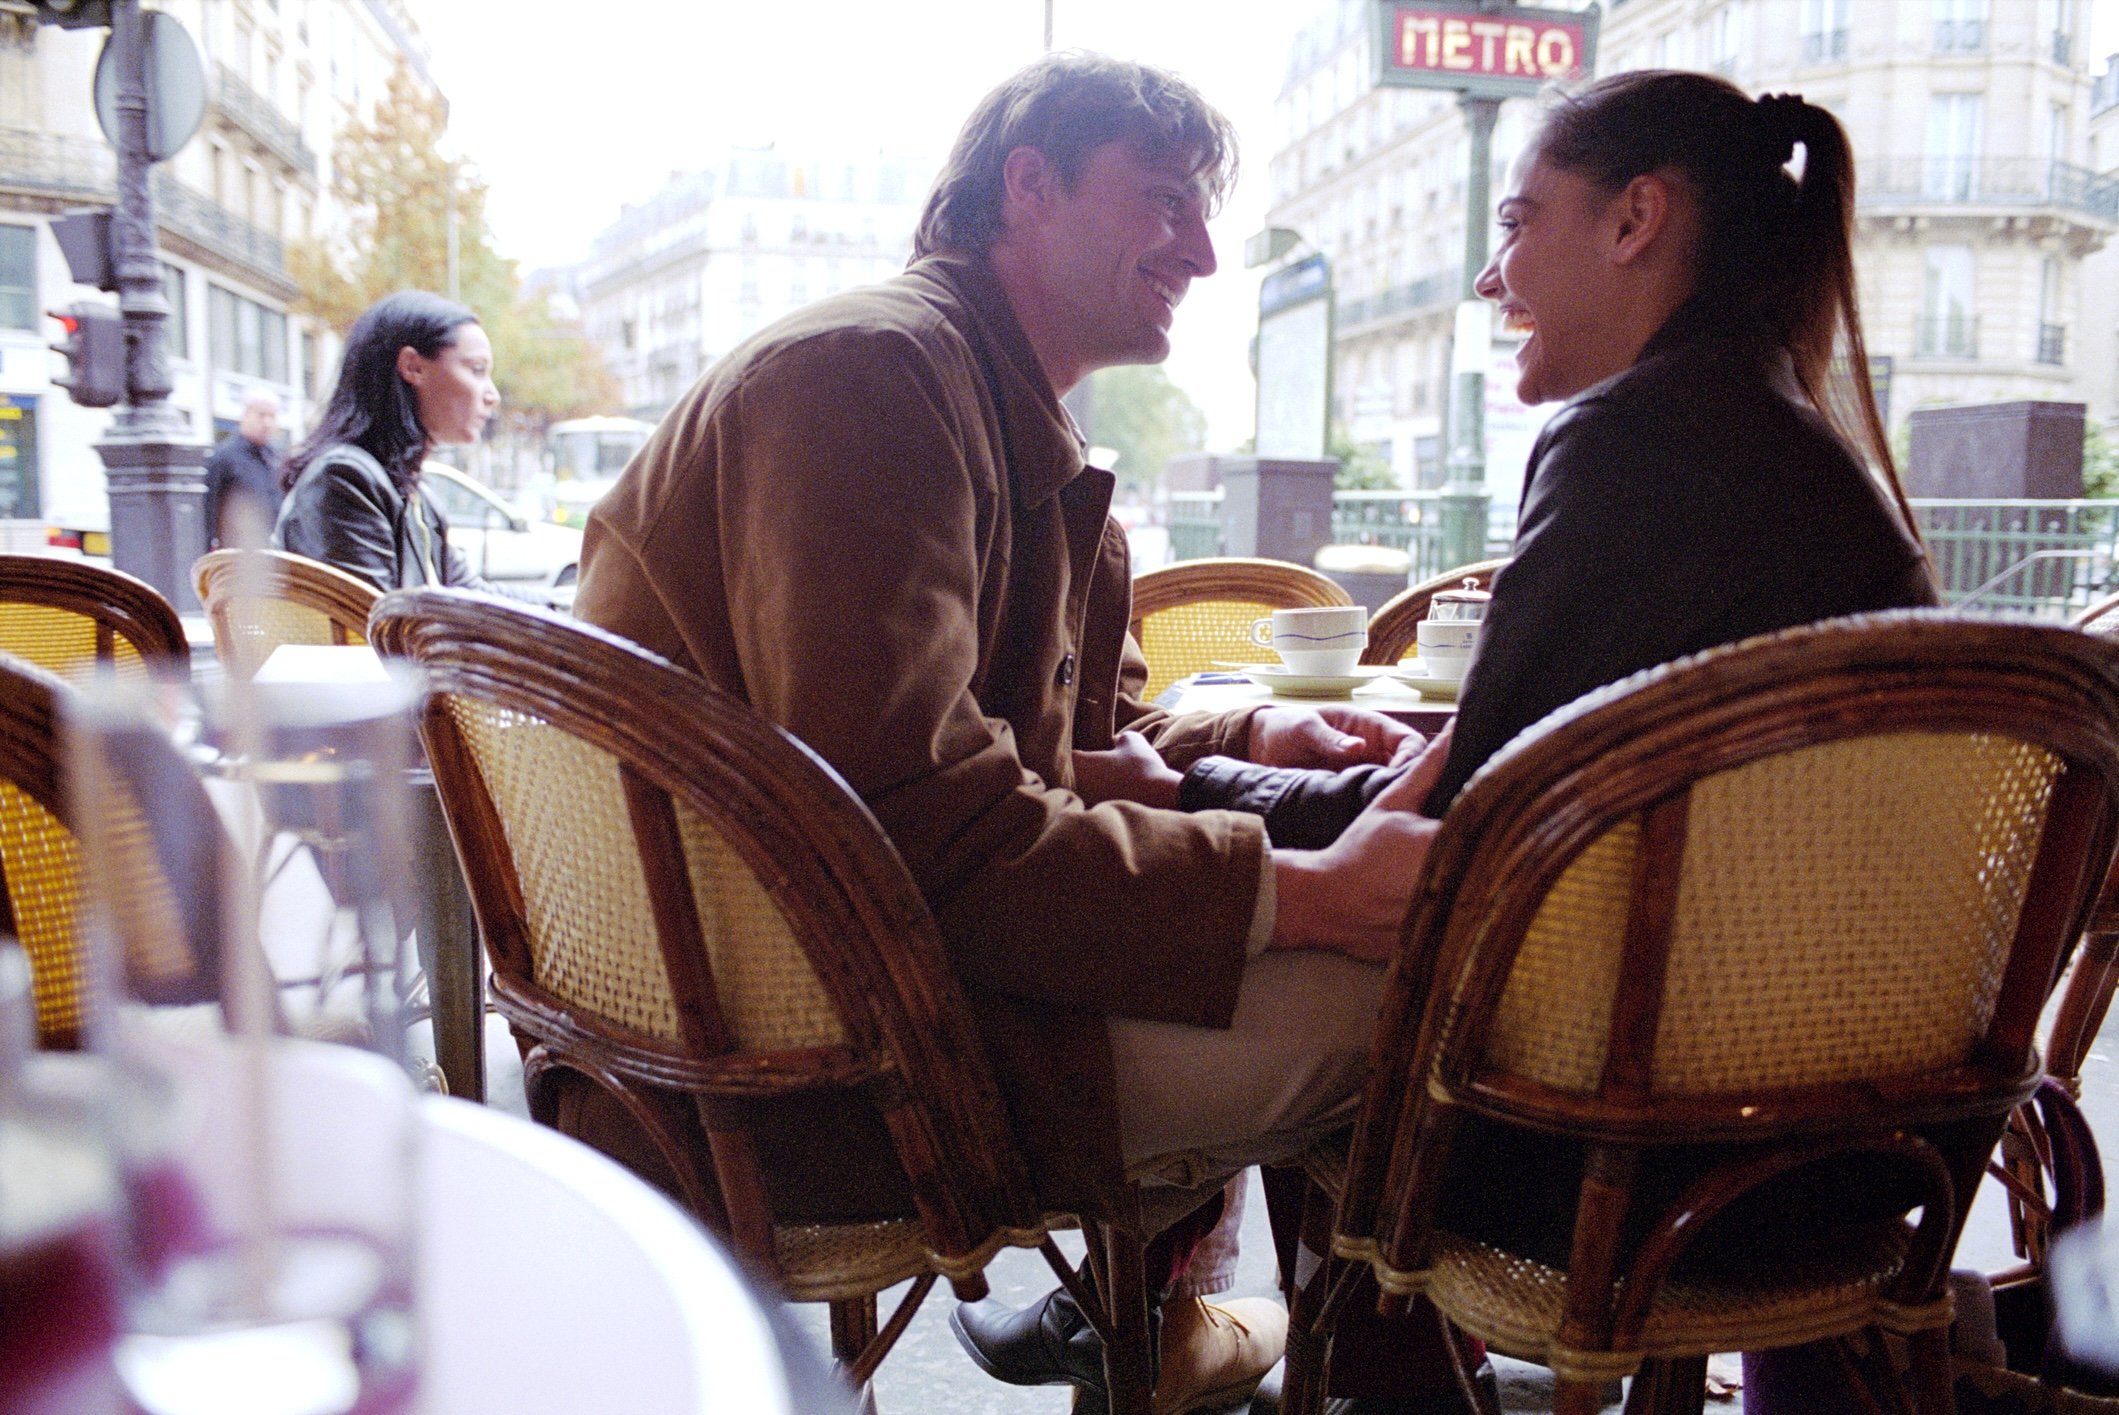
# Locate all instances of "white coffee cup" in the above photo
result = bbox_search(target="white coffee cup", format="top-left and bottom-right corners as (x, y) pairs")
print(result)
(1417, 644), (1473, 683)
(1416, 619), (1480, 654)
(1250, 605), (1367, 677)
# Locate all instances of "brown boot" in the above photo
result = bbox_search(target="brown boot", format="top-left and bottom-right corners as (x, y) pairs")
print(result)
(1152, 1296), (1288, 1415)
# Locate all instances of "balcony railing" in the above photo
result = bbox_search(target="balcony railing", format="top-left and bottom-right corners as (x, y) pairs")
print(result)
(212, 63), (317, 179)
(1934, 17), (1986, 53)
(1859, 158), (2119, 223)
(150, 172), (292, 294)
(2038, 322), (2067, 366)
(1914, 314), (1979, 359)
(1801, 28), (1848, 63)
(0, 126), (115, 200)
(1336, 268), (1461, 330)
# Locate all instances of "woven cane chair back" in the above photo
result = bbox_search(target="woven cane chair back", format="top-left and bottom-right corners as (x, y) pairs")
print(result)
(0, 554), (187, 685)
(1296, 615), (2119, 1414)
(1129, 557), (1352, 700)
(367, 591), (1046, 1312)
(1361, 558), (1508, 667)
(0, 654), (218, 1048)
(192, 549), (380, 680)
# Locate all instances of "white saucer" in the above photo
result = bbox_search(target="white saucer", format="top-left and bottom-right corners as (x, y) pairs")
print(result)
(1217, 663), (1407, 697)
(1389, 662), (1464, 700)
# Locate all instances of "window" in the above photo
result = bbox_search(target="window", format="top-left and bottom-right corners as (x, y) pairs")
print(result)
(0, 225), (32, 331)
(1712, 2), (1751, 75)
(1925, 94), (1982, 199)
(1933, 0), (1987, 53)
(208, 284), (289, 383)
(160, 262), (188, 358)
(1919, 245), (1976, 357)
(1801, 0), (1848, 61)
(2037, 256), (2064, 365)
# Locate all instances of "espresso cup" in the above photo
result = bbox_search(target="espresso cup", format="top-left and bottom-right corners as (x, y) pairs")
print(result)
(1250, 606), (1367, 677)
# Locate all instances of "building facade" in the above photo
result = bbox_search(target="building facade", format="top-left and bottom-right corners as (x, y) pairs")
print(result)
(1263, 0), (2119, 499)
(0, 0), (436, 529)
(577, 148), (935, 422)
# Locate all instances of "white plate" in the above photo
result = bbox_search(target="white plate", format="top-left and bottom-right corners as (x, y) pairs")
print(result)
(1215, 663), (1408, 697)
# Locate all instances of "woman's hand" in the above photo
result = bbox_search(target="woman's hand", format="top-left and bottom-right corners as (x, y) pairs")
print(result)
(1071, 731), (1183, 810)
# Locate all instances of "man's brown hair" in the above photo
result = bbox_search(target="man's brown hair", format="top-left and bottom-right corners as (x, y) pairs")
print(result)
(914, 51), (1237, 259)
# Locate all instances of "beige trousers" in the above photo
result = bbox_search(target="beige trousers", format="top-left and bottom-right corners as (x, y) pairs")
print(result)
(1108, 949), (1390, 1292)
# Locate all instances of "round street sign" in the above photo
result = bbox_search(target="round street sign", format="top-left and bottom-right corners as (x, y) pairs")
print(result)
(93, 11), (207, 164)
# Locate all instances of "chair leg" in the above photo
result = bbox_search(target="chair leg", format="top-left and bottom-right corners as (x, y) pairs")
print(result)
(1093, 1223), (1157, 1415)
(1630, 1356), (1707, 1415)
(1438, 1308), (1502, 1415)
(829, 1294), (879, 1406)
(1554, 1376), (1607, 1415)
(1903, 1327), (1953, 1415)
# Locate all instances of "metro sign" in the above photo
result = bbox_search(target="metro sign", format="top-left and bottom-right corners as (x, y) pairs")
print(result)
(1372, 1), (1599, 98)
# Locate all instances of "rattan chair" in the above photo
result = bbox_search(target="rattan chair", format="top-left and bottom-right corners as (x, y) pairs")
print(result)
(1278, 613), (2119, 1415)
(1990, 592), (2119, 1286)
(0, 652), (225, 1048)
(1129, 557), (1353, 700)
(0, 553), (188, 684)
(369, 588), (1166, 1408)
(192, 548), (381, 680)
(1360, 558), (1509, 667)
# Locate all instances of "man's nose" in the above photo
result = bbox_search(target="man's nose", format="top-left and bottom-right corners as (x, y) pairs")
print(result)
(1178, 212), (1216, 279)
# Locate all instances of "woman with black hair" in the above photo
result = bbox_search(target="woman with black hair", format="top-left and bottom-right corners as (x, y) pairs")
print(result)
(275, 290), (505, 593)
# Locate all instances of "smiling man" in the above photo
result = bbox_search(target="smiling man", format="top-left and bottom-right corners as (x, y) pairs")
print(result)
(576, 53), (1443, 1412)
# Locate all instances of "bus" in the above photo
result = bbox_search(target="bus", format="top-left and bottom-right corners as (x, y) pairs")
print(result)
(545, 415), (654, 526)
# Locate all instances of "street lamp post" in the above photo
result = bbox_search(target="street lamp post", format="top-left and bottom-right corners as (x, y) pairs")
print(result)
(93, 0), (211, 608)
(1440, 93), (1500, 572)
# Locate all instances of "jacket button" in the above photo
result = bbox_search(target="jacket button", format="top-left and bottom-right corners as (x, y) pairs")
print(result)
(1057, 652), (1077, 687)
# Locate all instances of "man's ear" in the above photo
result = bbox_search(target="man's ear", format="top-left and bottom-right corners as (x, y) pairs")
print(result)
(1609, 172), (1672, 266)
(395, 345), (426, 386)
(999, 146), (1059, 227)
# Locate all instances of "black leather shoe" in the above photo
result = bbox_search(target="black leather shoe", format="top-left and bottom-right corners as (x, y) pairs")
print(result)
(950, 1287), (1110, 1390)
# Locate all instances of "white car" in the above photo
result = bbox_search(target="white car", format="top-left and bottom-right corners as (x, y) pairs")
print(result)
(422, 464), (584, 594)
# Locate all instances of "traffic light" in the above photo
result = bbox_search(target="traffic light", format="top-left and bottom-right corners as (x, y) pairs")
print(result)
(49, 302), (126, 408)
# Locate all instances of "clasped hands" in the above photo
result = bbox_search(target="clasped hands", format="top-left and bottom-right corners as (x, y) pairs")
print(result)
(1071, 706), (1449, 966)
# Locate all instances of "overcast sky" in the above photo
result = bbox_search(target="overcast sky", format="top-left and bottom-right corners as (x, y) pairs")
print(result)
(419, 1), (2119, 452)
(417, 0), (1298, 451)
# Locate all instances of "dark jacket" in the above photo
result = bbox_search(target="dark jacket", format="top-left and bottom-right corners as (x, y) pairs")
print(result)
(204, 432), (282, 547)
(274, 443), (490, 595)
(1186, 308), (1939, 841)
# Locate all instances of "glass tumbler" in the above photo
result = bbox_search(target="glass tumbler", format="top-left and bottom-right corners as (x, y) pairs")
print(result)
(67, 671), (428, 1415)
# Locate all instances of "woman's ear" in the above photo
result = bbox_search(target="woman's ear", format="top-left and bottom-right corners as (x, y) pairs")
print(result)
(395, 345), (426, 386)
(1610, 172), (1673, 266)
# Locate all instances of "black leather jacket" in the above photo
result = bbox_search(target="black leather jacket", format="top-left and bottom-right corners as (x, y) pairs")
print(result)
(274, 443), (488, 594)
(1184, 307), (1937, 839)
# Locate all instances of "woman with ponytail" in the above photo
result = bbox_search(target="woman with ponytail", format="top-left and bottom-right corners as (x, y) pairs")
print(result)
(1416, 68), (1937, 811)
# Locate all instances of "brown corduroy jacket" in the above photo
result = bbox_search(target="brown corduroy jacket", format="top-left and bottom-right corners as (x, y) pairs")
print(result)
(574, 251), (1269, 1216)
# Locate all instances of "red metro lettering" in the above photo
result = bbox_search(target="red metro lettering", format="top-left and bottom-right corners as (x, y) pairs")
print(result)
(1395, 11), (1580, 80)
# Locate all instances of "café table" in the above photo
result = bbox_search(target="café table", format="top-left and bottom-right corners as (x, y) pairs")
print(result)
(1159, 666), (1458, 738)
(81, 1036), (811, 1415)
(250, 644), (486, 1104)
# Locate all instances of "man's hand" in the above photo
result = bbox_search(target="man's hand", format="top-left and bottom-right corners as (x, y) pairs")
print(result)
(1071, 731), (1183, 809)
(1248, 705), (1417, 769)
(1267, 726), (1455, 965)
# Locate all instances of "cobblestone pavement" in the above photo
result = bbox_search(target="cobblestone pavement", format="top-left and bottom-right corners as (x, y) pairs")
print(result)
(455, 986), (2119, 1414)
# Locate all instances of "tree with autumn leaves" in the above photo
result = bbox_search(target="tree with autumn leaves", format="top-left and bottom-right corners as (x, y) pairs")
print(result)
(288, 62), (616, 478)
